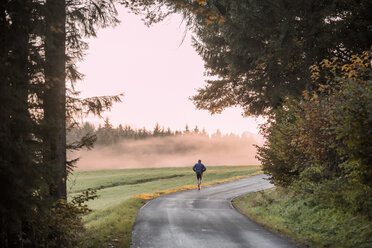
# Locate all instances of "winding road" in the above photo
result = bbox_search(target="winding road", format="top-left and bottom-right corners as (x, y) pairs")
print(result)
(131, 174), (298, 248)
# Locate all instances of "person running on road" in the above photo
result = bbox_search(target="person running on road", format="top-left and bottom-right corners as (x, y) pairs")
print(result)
(193, 160), (206, 190)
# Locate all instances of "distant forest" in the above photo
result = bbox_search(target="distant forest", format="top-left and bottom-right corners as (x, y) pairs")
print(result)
(67, 118), (250, 146)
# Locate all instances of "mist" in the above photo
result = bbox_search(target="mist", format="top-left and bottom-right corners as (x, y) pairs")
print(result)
(70, 134), (263, 171)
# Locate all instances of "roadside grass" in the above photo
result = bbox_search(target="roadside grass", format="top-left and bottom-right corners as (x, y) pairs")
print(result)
(68, 165), (261, 247)
(81, 197), (146, 248)
(233, 188), (372, 248)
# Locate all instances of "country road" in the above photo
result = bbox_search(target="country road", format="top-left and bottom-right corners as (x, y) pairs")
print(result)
(130, 174), (298, 248)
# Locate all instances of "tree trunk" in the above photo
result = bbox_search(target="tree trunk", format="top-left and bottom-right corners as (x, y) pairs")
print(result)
(44, 0), (67, 200)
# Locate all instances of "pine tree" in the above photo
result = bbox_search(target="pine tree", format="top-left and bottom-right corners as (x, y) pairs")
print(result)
(1, 0), (120, 246)
(193, 125), (200, 135)
(153, 122), (161, 137)
(126, 0), (372, 116)
(0, 1), (43, 245)
(166, 127), (172, 136)
(188, 0), (372, 116)
(184, 124), (190, 135)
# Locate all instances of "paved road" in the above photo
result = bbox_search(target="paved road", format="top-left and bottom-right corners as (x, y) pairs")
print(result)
(131, 174), (298, 248)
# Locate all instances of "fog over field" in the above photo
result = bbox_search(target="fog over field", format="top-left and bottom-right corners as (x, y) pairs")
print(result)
(71, 134), (262, 171)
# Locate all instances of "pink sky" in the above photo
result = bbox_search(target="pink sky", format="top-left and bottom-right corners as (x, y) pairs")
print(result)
(76, 6), (264, 135)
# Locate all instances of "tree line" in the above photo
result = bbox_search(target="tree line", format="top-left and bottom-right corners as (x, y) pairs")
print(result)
(67, 118), (250, 146)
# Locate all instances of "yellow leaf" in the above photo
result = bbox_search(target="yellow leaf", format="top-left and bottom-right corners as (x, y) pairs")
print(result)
(312, 91), (318, 100)
(341, 64), (350, 71)
(205, 19), (213, 24)
(218, 18), (225, 24)
(302, 90), (309, 100)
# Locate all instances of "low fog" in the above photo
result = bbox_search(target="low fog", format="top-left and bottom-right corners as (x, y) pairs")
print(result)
(70, 134), (263, 171)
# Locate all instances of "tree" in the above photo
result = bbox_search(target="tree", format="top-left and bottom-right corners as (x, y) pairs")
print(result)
(1, 0), (120, 246)
(125, 0), (372, 116)
(44, 0), (67, 200)
(166, 127), (173, 136)
(201, 128), (208, 137)
(193, 125), (200, 134)
(0, 1), (38, 245)
(153, 122), (161, 136)
(189, 0), (372, 116)
(184, 124), (190, 134)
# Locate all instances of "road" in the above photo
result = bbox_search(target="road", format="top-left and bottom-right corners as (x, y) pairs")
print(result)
(131, 174), (298, 248)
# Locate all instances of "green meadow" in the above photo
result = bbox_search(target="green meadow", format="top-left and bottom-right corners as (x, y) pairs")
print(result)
(68, 165), (261, 247)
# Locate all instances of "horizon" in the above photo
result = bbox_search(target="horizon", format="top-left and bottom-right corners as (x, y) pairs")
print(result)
(74, 118), (264, 137)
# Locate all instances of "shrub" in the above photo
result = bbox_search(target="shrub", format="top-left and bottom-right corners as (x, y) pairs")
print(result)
(26, 190), (97, 247)
(257, 50), (372, 217)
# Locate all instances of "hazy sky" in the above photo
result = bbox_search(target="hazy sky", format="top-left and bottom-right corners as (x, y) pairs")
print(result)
(76, 5), (264, 135)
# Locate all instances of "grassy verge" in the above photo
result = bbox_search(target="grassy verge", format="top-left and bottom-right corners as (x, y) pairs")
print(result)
(82, 197), (145, 248)
(68, 165), (261, 247)
(233, 188), (372, 248)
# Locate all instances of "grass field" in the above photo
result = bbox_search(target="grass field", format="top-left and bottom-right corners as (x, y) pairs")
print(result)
(68, 165), (261, 247)
(233, 188), (372, 248)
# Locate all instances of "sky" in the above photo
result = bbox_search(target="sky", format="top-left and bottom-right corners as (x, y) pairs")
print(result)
(76, 5), (264, 135)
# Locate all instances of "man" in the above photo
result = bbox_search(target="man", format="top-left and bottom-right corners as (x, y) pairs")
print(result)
(193, 160), (206, 190)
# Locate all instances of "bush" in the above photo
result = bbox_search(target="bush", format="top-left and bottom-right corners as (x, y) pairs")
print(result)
(257, 51), (372, 217)
(26, 190), (97, 247)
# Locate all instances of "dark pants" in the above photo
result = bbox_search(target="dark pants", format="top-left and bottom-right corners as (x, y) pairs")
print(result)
(196, 172), (203, 180)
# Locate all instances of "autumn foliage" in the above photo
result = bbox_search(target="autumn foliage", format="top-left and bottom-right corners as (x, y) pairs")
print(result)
(258, 51), (372, 217)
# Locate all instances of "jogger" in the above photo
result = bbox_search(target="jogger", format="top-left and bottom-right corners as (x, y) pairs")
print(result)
(193, 160), (206, 190)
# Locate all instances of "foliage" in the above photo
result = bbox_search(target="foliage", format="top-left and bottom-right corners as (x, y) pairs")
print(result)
(28, 190), (97, 247)
(121, 0), (224, 26)
(121, 0), (372, 116)
(188, 0), (372, 116)
(257, 51), (372, 217)
(255, 101), (305, 187)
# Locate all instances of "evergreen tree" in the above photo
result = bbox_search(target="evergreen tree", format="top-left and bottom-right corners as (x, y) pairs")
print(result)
(68, 122), (212, 143)
(193, 125), (200, 135)
(166, 127), (172, 136)
(0, 1), (38, 245)
(125, 0), (372, 116)
(1, 0), (119, 246)
(188, 0), (372, 116)
(201, 128), (208, 137)
(184, 124), (190, 135)
(153, 122), (161, 137)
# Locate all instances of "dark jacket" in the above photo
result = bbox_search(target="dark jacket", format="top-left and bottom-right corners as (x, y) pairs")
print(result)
(193, 162), (206, 173)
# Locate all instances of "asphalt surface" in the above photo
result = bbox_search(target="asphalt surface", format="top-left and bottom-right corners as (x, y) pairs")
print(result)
(131, 174), (298, 248)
